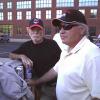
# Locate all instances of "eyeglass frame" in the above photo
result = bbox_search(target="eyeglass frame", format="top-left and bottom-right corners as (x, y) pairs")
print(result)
(57, 21), (84, 30)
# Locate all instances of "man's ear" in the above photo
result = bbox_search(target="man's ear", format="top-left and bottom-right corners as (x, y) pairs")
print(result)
(43, 28), (45, 32)
(26, 27), (29, 32)
(26, 27), (32, 33)
(79, 26), (86, 36)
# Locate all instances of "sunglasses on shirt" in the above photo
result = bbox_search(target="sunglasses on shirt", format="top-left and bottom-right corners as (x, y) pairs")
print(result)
(58, 23), (79, 30)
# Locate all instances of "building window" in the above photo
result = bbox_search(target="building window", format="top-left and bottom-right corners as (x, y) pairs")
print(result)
(79, 0), (98, 7)
(90, 9), (97, 18)
(56, 0), (74, 7)
(7, 2), (12, 9)
(0, 3), (3, 9)
(7, 12), (12, 20)
(79, 9), (85, 15)
(17, 1), (31, 9)
(17, 11), (22, 20)
(46, 10), (51, 19)
(56, 10), (62, 18)
(26, 11), (31, 20)
(36, 0), (52, 8)
(36, 11), (41, 19)
(0, 12), (3, 21)
(0, 25), (12, 34)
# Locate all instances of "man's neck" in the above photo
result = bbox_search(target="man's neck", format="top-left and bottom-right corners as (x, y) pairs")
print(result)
(33, 38), (44, 44)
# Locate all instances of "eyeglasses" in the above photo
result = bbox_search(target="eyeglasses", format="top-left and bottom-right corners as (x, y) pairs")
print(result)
(58, 24), (79, 30)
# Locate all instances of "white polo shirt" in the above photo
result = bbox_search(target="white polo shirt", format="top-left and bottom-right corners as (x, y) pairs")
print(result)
(54, 36), (100, 100)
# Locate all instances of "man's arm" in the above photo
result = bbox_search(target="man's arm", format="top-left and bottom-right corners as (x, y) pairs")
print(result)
(9, 53), (33, 67)
(28, 68), (57, 86)
(9, 52), (23, 60)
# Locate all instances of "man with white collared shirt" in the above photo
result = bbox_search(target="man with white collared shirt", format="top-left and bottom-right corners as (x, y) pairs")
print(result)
(28, 9), (100, 100)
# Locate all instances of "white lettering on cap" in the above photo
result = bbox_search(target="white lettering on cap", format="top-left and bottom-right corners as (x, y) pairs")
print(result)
(33, 19), (39, 24)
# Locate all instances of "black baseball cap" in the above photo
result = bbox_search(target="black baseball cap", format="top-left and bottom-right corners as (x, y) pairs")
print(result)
(29, 18), (44, 29)
(52, 9), (87, 27)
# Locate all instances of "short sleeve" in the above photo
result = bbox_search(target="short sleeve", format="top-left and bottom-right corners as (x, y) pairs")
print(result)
(12, 42), (28, 54)
(83, 56), (100, 98)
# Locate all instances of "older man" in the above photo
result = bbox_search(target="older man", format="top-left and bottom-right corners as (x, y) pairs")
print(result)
(28, 9), (100, 100)
(9, 18), (61, 99)
(9, 18), (61, 78)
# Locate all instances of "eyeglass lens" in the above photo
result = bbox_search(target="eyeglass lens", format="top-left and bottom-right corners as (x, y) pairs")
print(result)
(58, 24), (78, 30)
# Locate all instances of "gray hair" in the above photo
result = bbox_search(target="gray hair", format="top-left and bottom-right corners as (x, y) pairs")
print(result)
(75, 22), (89, 37)
(81, 24), (89, 37)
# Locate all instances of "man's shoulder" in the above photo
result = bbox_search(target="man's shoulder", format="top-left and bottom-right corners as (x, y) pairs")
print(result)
(22, 40), (33, 45)
(44, 38), (57, 44)
(82, 40), (100, 58)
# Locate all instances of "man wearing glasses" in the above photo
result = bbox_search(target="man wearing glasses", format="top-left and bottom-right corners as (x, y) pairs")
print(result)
(28, 9), (100, 100)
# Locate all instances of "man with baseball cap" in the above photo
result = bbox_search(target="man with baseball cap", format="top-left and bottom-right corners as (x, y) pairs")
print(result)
(9, 18), (61, 99)
(52, 9), (87, 26)
(29, 18), (44, 30)
(28, 9), (100, 100)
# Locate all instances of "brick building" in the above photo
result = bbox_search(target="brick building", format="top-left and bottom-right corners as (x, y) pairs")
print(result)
(0, 0), (100, 39)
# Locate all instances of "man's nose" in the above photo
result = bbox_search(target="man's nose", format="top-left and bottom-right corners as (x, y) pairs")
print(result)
(33, 30), (38, 34)
(60, 28), (65, 34)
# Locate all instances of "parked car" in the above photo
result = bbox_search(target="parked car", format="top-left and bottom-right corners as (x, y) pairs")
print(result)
(96, 42), (100, 48)
(93, 37), (100, 48)
(0, 34), (10, 42)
